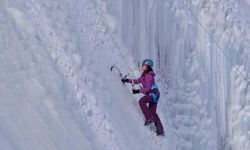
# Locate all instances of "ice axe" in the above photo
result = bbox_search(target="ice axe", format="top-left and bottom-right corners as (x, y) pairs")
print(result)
(111, 64), (129, 81)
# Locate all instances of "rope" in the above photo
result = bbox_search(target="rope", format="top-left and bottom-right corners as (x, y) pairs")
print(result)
(183, 0), (250, 84)
(91, 0), (137, 79)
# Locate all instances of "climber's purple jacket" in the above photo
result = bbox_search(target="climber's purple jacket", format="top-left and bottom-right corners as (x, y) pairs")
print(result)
(128, 71), (157, 94)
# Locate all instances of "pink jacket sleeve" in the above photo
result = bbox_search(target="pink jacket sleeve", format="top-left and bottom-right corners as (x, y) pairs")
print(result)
(128, 74), (153, 93)
(128, 77), (143, 84)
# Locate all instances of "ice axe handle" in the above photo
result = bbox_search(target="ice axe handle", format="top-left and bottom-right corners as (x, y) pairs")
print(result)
(123, 74), (128, 80)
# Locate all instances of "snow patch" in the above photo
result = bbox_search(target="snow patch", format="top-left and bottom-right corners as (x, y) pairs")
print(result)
(246, 0), (250, 5)
(94, 0), (116, 33)
(72, 53), (82, 67)
(6, 7), (35, 35)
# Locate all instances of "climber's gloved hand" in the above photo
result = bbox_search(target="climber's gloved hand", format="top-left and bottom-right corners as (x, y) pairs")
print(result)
(132, 89), (140, 94)
(121, 78), (129, 84)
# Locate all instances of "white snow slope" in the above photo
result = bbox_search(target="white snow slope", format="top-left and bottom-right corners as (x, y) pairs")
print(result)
(0, 0), (172, 150)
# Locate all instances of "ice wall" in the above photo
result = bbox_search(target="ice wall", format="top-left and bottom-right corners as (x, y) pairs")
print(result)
(104, 0), (250, 150)
(0, 1), (97, 149)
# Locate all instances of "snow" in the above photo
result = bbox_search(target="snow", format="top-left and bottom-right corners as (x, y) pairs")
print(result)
(246, 0), (250, 5)
(1, 0), (250, 150)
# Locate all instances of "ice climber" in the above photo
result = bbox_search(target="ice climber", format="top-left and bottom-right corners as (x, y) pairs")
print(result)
(121, 59), (165, 136)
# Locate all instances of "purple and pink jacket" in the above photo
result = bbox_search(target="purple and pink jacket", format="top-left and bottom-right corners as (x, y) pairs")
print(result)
(128, 71), (160, 98)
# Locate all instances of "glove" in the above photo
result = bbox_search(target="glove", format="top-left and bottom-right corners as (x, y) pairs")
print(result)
(121, 78), (129, 84)
(132, 89), (140, 94)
